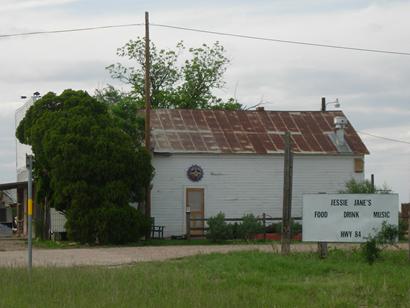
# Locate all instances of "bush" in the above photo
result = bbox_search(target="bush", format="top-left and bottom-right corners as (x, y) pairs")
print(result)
(399, 219), (408, 241)
(361, 236), (381, 265)
(291, 221), (302, 234)
(66, 204), (150, 244)
(361, 221), (399, 265)
(206, 212), (232, 242)
(96, 205), (150, 245)
(237, 214), (263, 240)
(341, 179), (376, 193)
(266, 221), (302, 235)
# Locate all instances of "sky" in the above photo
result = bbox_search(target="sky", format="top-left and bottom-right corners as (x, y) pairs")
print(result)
(0, 0), (409, 203)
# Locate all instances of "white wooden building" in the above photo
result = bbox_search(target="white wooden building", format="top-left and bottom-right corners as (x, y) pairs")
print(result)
(149, 109), (369, 237)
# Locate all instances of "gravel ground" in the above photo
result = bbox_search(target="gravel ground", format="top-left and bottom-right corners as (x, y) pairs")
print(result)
(0, 242), (406, 268)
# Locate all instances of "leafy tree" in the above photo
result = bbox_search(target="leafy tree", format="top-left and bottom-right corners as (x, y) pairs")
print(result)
(95, 85), (144, 146)
(106, 38), (242, 110)
(340, 179), (392, 194)
(16, 90), (153, 243)
(341, 179), (376, 194)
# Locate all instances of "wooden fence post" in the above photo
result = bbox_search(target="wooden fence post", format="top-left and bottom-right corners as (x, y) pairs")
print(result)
(318, 242), (328, 259)
(186, 209), (191, 240)
(263, 213), (266, 241)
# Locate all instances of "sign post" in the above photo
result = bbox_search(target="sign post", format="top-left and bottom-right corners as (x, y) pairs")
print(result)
(303, 194), (399, 243)
(26, 154), (33, 272)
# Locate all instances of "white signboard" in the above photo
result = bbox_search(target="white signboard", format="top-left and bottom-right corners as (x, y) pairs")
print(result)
(302, 194), (399, 242)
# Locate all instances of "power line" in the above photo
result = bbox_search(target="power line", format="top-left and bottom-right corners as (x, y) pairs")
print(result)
(0, 21), (409, 56)
(151, 23), (410, 56)
(0, 23), (143, 39)
(357, 131), (410, 145)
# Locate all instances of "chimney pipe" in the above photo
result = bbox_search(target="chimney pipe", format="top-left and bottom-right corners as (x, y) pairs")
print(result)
(256, 106), (265, 111)
(334, 116), (348, 146)
(321, 97), (326, 111)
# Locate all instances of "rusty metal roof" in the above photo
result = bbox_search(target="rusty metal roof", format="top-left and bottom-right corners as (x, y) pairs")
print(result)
(150, 109), (369, 155)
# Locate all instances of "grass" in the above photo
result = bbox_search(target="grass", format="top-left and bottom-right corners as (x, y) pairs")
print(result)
(0, 250), (410, 307)
(32, 238), (281, 249)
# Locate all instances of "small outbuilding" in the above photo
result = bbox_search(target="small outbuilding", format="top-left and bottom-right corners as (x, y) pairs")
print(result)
(149, 108), (369, 237)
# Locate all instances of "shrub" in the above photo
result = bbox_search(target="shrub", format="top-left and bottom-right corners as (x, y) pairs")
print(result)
(96, 205), (150, 245)
(361, 236), (381, 265)
(399, 218), (408, 241)
(206, 212), (232, 242)
(66, 204), (150, 244)
(230, 222), (240, 239)
(361, 221), (399, 265)
(266, 221), (302, 235)
(237, 214), (263, 240)
(291, 221), (302, 234)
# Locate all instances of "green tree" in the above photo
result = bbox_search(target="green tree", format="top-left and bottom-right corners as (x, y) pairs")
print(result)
(340, 178), (392, 194)
(16, 90), (153, 243)
(95, 85), (145, 146)
(106, 38), (242, 110)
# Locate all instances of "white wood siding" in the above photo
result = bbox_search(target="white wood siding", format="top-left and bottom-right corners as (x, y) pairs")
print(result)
(151, 154), (364, 237)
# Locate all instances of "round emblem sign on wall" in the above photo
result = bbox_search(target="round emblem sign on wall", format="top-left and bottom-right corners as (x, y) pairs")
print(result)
(187, 165), (204, 182)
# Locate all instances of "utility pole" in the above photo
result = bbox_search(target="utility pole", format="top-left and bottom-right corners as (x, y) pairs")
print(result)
(26, 154), (33, 272)
(281, 132), (293, 255)
(144, 11), (152, 238)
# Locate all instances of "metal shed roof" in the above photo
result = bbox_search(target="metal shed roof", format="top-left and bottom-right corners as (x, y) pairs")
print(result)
(150, 109), (369, 155)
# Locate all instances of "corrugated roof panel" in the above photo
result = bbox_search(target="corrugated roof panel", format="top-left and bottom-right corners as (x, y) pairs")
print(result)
(237, 111), (254, 132)
(248, 134), (267, 154)
(224, 131), (242, 152)
(189, 132), (207, 152)
(202, 133), (219, 151)
(179, 110), (197, 130)
(165, 132), (183, 150)
(170, 110), (186, 130)
(192, 110), (208, 130)
(179, 132), (195, 151)
(279, 112), (299, 132)
(292, 134), (311, 152)
(149, 109), (369, 155)
(269, 133), (285, 151)
(236, 132), (254, 152)
(213, 132), (231, 153)
(258, 133), (277, 152)
(158, 110), (175, 130)
(268, 113), (286, 132)
(225, 111), (243, 131)
(247, 112), (266, 133)
(203, 110), (221, 132)
(214, 111), (232, 131)
(258, 111), (277, 132)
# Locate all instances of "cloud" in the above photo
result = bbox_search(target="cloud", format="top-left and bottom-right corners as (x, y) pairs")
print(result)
(0, 0), (78, 12)
(0, 0), (409, 201)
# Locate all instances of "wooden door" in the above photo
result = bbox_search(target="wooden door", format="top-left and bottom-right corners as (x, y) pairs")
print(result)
(186, 188), (204, 236)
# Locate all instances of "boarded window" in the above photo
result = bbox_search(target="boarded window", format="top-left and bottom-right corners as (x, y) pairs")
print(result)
(354, 158), (364, 173)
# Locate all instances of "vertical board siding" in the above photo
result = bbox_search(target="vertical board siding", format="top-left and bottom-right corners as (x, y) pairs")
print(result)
(151, 154), (364, 237)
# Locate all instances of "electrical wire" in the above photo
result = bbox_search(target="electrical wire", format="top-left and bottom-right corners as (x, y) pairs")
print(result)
(357, 131), (410, 145)
(0, 23), (143, 38)
(151, 23), (410, 56)
(0, 21), (410, 56)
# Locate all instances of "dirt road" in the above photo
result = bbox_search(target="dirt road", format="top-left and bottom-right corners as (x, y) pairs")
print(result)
(0, 243), (406, 267)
